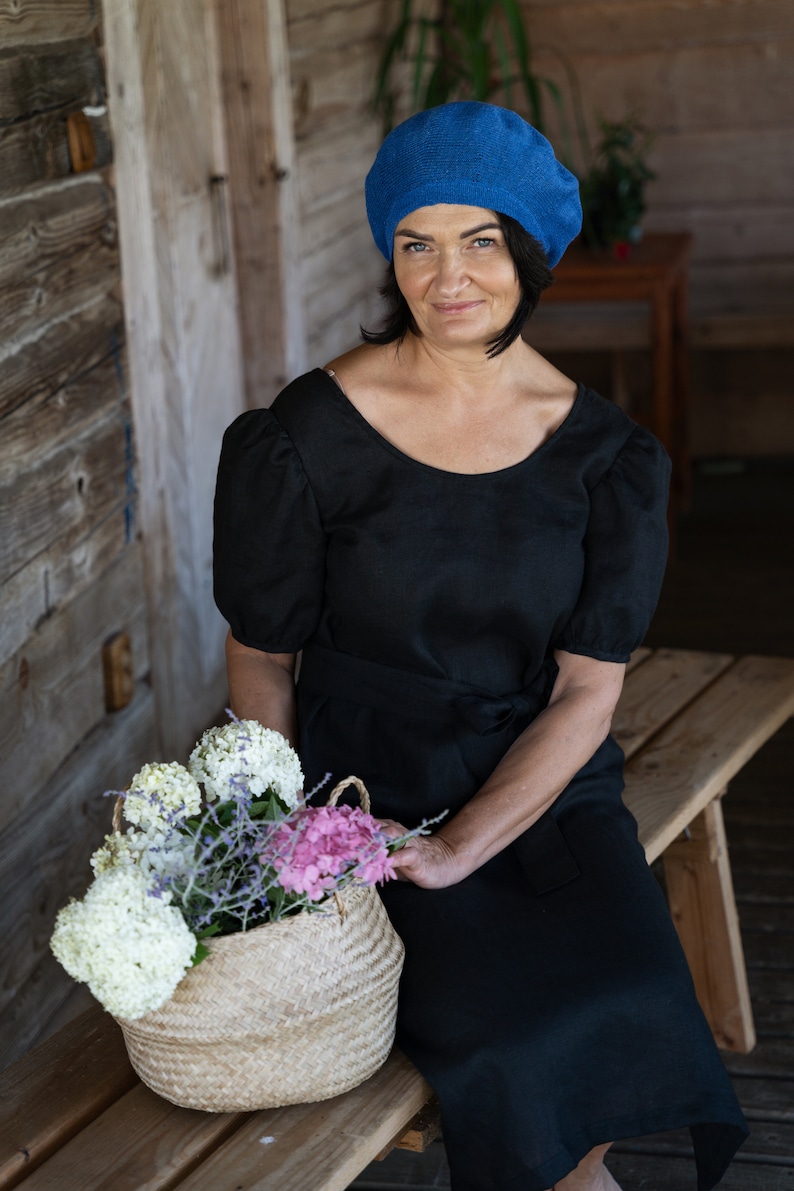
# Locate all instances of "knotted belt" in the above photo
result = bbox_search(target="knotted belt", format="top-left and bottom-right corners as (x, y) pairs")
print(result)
(299, 640), (556, 736)
(298, 642), (580, 893)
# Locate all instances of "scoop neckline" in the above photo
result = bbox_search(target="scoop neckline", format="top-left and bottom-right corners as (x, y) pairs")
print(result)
(315, 368), (584, 479)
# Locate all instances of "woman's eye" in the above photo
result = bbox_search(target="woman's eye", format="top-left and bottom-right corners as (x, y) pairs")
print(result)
(473, 237), (495, 248)
(405, 242), (428, 253)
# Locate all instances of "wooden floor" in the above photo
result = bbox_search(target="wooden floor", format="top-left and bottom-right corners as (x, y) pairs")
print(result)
(349, 459), (794, 1191)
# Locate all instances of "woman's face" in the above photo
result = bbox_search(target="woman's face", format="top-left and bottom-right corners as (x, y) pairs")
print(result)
(392, 204), (521, 351)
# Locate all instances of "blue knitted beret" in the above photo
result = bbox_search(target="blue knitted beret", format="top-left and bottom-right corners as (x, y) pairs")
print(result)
(365, 102), (582, 268)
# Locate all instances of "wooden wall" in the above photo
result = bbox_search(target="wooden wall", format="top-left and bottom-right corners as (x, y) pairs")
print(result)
(522, 0), (794, 318)
(521, 0), (794, 455)
(286, 0), (388, 364)
(0, 2), (159, 1065)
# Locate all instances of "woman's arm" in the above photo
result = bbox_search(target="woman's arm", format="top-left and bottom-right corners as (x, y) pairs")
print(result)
(225, 632), (299, 747)
(390, 650), (625, 888)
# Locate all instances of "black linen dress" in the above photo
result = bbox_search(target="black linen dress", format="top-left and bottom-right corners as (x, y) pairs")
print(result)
(214, 368), (748, 1191)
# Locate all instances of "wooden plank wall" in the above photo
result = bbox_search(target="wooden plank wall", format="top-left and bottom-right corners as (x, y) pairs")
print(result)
(0, 1), (159, 1066)
(285, 0), (389, 364)
(102, 0), (247, 757)
(522, 0), (794, 318)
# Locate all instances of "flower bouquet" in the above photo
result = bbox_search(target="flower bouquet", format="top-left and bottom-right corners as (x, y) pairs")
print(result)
(50, 719), (421, 1112)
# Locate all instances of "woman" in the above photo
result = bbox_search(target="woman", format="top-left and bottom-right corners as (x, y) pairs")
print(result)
(213, 103), (747, 1191)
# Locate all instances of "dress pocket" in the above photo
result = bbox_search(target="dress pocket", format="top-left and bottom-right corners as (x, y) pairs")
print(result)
(511, 809), (581, 894)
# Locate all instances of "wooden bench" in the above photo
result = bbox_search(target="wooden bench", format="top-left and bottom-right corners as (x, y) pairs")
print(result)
(2, 647), (793, 1191)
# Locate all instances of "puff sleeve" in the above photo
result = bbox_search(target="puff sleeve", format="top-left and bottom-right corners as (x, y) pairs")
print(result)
(553, 426), (671, 664)
(213, 409), (326, 653)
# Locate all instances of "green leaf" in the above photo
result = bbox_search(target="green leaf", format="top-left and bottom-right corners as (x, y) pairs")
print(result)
(191, 941), (209, 966)
(198, 923), (221, 938)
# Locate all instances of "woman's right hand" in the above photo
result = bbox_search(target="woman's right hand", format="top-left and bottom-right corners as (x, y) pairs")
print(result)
(379, 819), (468, 889)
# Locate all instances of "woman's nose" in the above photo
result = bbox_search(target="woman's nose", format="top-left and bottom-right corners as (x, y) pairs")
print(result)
(433, 251), (469, 296)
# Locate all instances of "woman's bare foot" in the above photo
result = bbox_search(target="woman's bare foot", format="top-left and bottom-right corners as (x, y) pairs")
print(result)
(552, 1143), (621, 1191)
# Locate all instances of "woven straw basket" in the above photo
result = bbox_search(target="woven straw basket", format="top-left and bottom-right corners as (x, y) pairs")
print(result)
(116, 778), (405, 1112)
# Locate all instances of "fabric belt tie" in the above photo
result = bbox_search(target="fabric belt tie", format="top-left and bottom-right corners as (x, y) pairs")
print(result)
(299, 641), (579, 895)
(299, 641), (556, 737)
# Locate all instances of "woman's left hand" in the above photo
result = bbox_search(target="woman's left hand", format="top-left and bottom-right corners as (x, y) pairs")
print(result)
(379, 820), (466, 889)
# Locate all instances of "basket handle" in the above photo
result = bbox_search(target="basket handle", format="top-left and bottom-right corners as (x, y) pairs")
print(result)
(327, 775), (371, 813)
(112, 795), (124, 833)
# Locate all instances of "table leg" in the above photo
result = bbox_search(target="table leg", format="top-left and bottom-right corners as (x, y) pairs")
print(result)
(662, 797), (755, 1053)
(650, 285), (674, 456)
(672, 272), (692, 511)
(650, 288), (679, 551)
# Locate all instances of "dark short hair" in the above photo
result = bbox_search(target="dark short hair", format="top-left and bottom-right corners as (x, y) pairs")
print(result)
(360, 213), (554, 358)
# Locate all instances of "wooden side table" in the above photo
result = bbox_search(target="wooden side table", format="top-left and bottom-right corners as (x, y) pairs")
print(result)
(539, 232), (693, 516)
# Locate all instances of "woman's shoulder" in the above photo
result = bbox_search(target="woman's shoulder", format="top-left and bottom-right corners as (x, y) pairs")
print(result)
(559, 384), (669, 487)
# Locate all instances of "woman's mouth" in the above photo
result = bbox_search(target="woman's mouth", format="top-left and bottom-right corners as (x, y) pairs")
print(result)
(431, 301), (484, 314)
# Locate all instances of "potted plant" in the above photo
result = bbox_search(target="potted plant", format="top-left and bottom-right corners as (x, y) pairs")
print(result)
(579, 116), (656, 256)
(373, 0), (574, 138)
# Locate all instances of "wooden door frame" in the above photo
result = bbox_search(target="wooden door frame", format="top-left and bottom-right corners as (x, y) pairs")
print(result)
(102, 0), (305, 758)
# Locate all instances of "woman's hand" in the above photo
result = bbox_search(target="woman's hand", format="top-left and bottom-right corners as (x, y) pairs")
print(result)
(379, 820), (466, 889)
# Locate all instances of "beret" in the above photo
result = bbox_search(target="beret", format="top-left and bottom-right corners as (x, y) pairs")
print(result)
(365, 101), (582, 268)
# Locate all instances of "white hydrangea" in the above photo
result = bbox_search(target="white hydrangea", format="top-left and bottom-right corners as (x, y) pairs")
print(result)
(91, 826), (193, 886)
(50, 866), (196, 1020)
(189, 721), (303, 807)
(123, 762), (202, 829)
(91, 830), (146, 876)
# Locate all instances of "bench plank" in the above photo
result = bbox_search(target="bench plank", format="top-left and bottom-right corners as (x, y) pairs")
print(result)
(614, 648), (734, 760)
(624, 646), (652, 675)
(17, 1083), (244, 1191)
(663, 799), (756, 1054)
(176, 1048), (431, 1191)
(625, 655), (794, 863)
(0, 1006), (136, 1190)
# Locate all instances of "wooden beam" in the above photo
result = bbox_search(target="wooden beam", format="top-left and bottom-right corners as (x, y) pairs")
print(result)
(12, 1083), (244, 1191)
(0, 386), (132, 587)
(0, 0), (97, 46)
(0, 40), (102, 123)
(663, 799), (756, 1054)
(624, 655), (794, 863)
(0, 685), (157, 1067)
(0, 109), (112, 199)
(169, 1049), (431, 1191)
(102, 0), (248, 758)
(0, 506), (133, 672)
(0, 180), (118, 367)
(214, 0), (307, 406)
(0, 1006), (136, 1189)
(0, 544), (150, 836)
(612, 648), (734, 761)
(0, 293), (123, 422)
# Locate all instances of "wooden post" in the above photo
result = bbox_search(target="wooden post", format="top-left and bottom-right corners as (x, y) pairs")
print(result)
(103, 0), (248, 758)
(213, 0), (307, 408)
(663, 796), (756, 1053)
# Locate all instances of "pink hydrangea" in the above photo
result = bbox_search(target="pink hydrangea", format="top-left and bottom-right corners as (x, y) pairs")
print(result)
(262, 804), (396, 902)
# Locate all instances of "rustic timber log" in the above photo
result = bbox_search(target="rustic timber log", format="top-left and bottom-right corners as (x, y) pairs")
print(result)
(0, 505), (136, 669)
(0, 40), (102, 120)
(0, 180), (118, 348)
(0, 392), (133, 586)
(0, 0), (97, 47)
(0, 686), (157, 1067)
(0, 351), (128, 484)
(0, 295), (123, 422)
(0, 108), (111, 198)
(0, 544), (151, 837)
